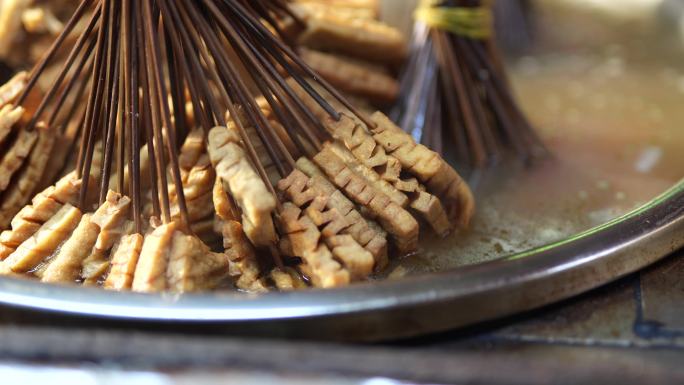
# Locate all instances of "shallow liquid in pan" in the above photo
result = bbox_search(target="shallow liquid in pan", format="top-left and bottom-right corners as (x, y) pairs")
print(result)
(394, 0), (684, 275)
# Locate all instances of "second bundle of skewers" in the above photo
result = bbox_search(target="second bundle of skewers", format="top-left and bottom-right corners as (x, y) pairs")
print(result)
(393, 0), (546, 171)
(0, 0), (479, 293)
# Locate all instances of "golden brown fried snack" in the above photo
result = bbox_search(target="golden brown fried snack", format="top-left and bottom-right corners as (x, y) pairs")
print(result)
(131, 221), (177, 293)
(294, 4), (406, 65)
(213, 179), (268, 293)
(296, 157), (388, 269)
(300, 49), (399, 106)
(208, 125), (277, 248)
(0, 127), (38, 192)
(0, 123), (55, 228)
(166, 231), (230, 293)
(325, 114), (452, 235)
(103, 233), (143, 290)
(313, 144), (418, 254)
(278, 167), (379, 277)
(0, 172), (80, 260)
(278, 202), (350, 288)
(42, 191), (131, 284)
(0, 204), (82, 275)
(0, 72), (27, 107)
(370, 112), (475, 227)
(41, 213), (99, 283)
(0, 105), (23, 145)
(270, 267), (307, 291)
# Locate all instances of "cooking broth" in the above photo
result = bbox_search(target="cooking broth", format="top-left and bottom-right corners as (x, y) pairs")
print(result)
(396, 0), (684, 275)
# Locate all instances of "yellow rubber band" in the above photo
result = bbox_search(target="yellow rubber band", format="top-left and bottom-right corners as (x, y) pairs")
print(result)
(415, 1), (492, 39)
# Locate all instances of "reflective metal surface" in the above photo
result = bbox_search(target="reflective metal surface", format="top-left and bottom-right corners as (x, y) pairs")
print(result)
(0, 180), (680, 340)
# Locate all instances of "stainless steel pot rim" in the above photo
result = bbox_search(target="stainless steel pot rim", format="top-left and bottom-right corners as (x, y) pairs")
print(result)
(0, 179), (681, 324)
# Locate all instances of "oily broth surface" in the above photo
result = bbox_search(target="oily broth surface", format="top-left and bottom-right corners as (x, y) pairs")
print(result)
(394, 2), (684, 276)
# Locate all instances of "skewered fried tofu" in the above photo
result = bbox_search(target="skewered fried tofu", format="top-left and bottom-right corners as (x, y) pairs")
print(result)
(41, 191), (131, 284)
(0, 72), (27, 107)
(278, 168), (377, 277)
(0, 127), (38, 192)
(103, 233), (143, 290)
(270, 267), (307, 291)
(313, 144), (418, 254)
(0, 172), (80, 260)
(178, 128), (205, 171)
(81, 220), (134, 286)
(324, 114), (452, 235)
(213, 179), (267, 293)
(278, 202), (350, 288)
(294, 3), (406, 65)
(0, 123), (56, 228)
(0, 105), (24, 145)
(300, 49), (399, 106)
(131, 221), (177, 293)
(370, 111), (475, 227)
(166, 231), (230, 293)
(208, 125), (277, 248)
(0, 204), (82, 274)
(40, 213), (98, 283)
(296, 157), (388, 269)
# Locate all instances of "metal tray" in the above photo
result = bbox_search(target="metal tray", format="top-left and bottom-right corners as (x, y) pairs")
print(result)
(0, 1), (682, 341)
(0, 180), (681, 341)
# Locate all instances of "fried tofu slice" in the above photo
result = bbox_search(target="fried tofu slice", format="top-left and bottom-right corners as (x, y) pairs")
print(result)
(0, 204), (82, 274)
(40, 213), (98, 283)
(178, 128), (205, 171)
(306, 196), (374, 279)
(270, 267), (307, 291)
(131, 221), (177, 293)
(41, 191), (131, 284)
(370, 111), (475, 227)
(0, 71), (27, 107)
(300, 49), (399, 106)
(208, 125), (276, 247)
(0, 105), (24, 145)
(313, 144), (418, 254)
(324, 114), (452, 235)
(296, 5), (407, 65)
(296, 157), (388, 268)
(103, 233), (144, 291)
(0, 172), (80, 260)
(278, 168), (377, 278)
(0, 122), (56, 228)
(0, 127), (38, 192)
(213, 179), (268, 293)
(0, 0), (32, 58)
(166, 231), (230, 293)
(278, 202), (350, 288)
(82, 220), (134, 286)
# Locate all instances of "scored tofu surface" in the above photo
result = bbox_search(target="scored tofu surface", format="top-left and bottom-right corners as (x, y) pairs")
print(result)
(131, 221), (177, 293)
(278, 202), (350, 288)
(0, 104), (24, 145)
(208, 125), (276, 247)
(104, 233), (144, 291)
(314, 145), (418, 254)
(0, 204), (82, 274)
(370, 112), (475, 227)
(0, 172), (81, 260)
(0, 123), (56, 228)
(278, 168), (376, 278)
(0, 72), (27, 107)
(166, 231), (229, 293)
(41, 213), (99, 283)
(0, 128), (38, 192)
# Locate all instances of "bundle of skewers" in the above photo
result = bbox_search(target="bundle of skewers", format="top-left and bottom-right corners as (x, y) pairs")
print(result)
(0, 0), (474, 293)
(392, 0), (546, 170)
